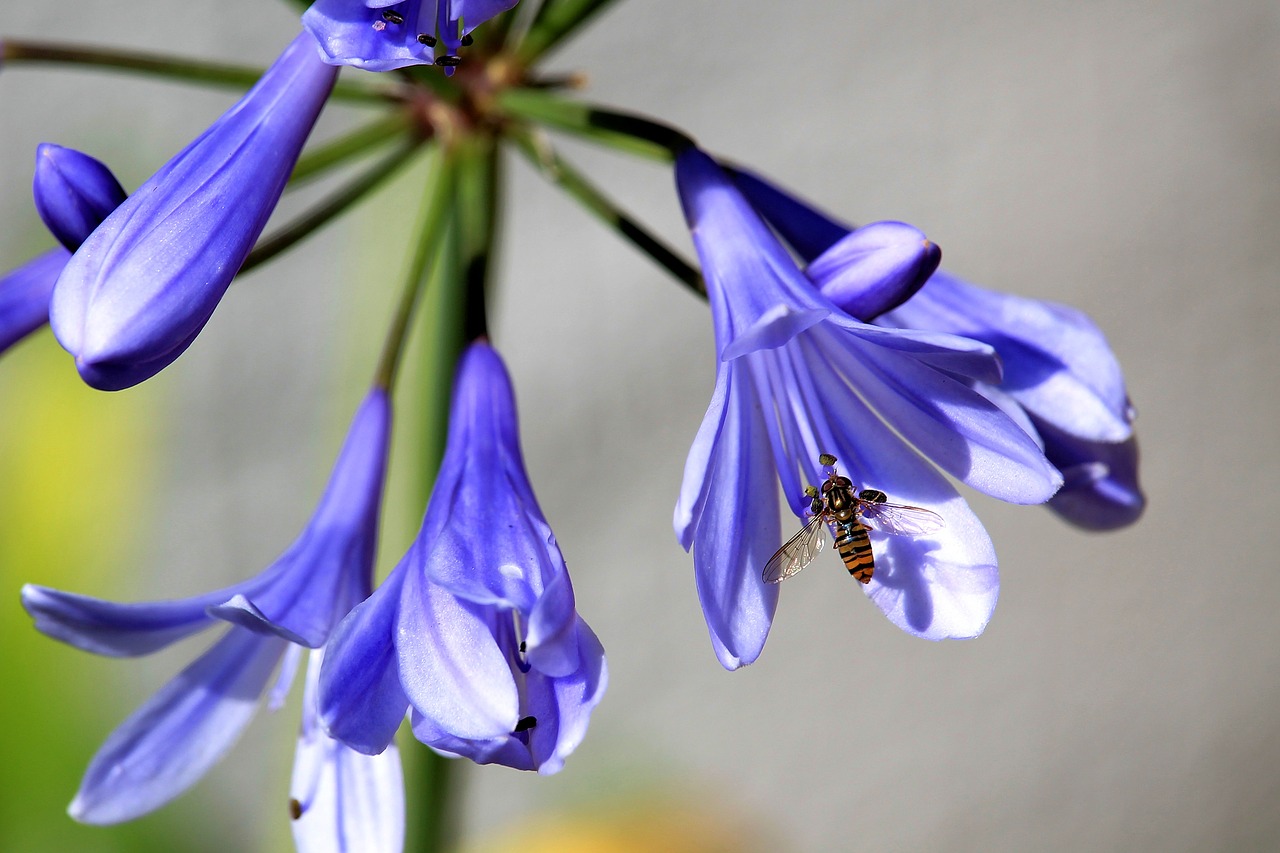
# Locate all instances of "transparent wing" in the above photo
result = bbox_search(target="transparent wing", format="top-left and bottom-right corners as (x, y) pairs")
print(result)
(858, 501), (945, 536)
(762, 516), (828, 584)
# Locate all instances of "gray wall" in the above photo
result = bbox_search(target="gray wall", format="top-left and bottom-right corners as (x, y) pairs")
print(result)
(2, 2), (1277, 851)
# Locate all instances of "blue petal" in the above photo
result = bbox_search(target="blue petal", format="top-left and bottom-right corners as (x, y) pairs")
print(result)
(524, 569), (580, 678)
(32, 144), (127, 252)
(409, 615), (606, 774)
(810, 324), (1063, 504)
(674, 365), (731, 550)
(882, 271), (1132, 442)
(69, 628), (287, 824)
(49, 32), (337, 390)
(318, 568), (411, 755)
(397, 561), (519, 740)
(210, 389), (391, 647)
(800, 350), (1000, 638)
(22, 580), (264, 657)
(292, 649), (404, 853)
(1039, 422), (1145, 530)
(304, 0), (520, 70)
(720, 305), (828, 361)
(724, 165), (847, 261)
(688, 365), (781, 669)
(420, 343), (554, 612)
(807, 221), (940, 320)
(0, 249), (64, 355)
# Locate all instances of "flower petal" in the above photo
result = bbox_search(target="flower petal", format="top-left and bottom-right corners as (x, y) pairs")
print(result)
(0, 249), (64, 355)
(724, 165), (847, 262)
(22, 581), (256, 657)
(69, 628), (286, 824)
(292, 649), (404, 853)
(49, 32), (337, 390)
(1039, 422), (1145, 530)
(674, 365), (731, 550)
(319, 569), (411, 755)
(802, 356), (999, 638)
(688, 366), (781, 669)
(811, 325), (1063, 504)
(397, 558), (519, 740)
(32, 144), (127, 252)
(720, 304), (829, 361)
(807, 221), (940, 320)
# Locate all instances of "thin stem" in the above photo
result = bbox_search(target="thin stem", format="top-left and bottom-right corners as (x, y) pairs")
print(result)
(508, 126), (704, 296)
(289, 112), (414, 188)
(518, 0), (623, 63)
(453, 136), (501, 341)
(497, 88), (695, 161)
(242, 137), (426, 274)
(373, 146), (456, 390)
(0, 39), (400, 104)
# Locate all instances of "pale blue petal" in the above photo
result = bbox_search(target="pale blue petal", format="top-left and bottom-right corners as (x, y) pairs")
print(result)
(524, 569), (580, 678)
(69, 629), (286, 824)
(293, 649), (404, 853)
(319, 569), (410, 755)
(720, 305), (828, 361)
(397, 560), (519, 740)
(806, 220), (940, 320)
(810, 325), (1063, 504)
(800, 350), (999, 638)
(674, 365), (730, 550)
(0, 249), (64, 355)
(689, 366), (781, 670)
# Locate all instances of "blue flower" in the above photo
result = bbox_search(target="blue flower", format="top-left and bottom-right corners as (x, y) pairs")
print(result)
(729, 165), (1144, 530)
(21, 390), (400, 842)
(0, 146), (128, 356)
(49, 32), (337, 391)
(319, 341), (606, 774)
(304, 0), (520, 71)
(674, 148), (1063, 669)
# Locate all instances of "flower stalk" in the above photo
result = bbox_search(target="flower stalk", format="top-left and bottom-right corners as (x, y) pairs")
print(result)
(0, 37), (400, 104)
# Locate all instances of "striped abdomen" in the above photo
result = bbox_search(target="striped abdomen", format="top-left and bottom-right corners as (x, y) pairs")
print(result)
(834, 520), (875, 583)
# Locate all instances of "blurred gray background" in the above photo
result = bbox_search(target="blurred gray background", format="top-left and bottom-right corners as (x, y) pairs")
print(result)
(1, 2), (1278, 851)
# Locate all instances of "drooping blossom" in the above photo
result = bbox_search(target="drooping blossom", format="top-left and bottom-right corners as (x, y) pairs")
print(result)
(304, 0), (520, 71)
(674, 148), (1064, 669)
(0, 146), (128, 356)
(320, 341), (606, 773)
(21, 390), (402, 850)
(729, 165), (1144, 530)
(49, 32), (337, 391)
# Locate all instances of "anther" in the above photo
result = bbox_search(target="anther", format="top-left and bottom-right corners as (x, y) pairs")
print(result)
(417, 32), (437, 46)
(514, 716), (538, 732)
(436, 54), (462, 67)
(518, 640), (527, 654)
(289, 798), (304, 820)
(382, 9), (405, 24)
(818, 453), (837, 467)
(461, 33), (474, 46)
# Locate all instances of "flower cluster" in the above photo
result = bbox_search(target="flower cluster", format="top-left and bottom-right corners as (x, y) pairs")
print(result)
(4, 3), (1142, 851)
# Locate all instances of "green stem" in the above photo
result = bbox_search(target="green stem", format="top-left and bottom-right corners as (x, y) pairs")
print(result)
(290, 112), (414, 188)
(373, 146), (456, 390)
(508, 127), (704, 296)
(242, 137), (426, 274)
(518, 0), (623, 62)
(497, 88), (695, 161)
(0, 39), (399, 104)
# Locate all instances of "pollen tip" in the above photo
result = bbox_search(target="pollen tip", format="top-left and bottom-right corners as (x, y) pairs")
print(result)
(289, 798), (304, 820)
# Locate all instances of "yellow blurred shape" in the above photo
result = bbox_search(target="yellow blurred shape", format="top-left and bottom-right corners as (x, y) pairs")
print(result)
(464, 797), (756, 853)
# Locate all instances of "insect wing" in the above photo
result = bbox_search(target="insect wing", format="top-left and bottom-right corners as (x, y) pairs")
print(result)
(762, 515), (828, 584)
(858, 501), (945, 536)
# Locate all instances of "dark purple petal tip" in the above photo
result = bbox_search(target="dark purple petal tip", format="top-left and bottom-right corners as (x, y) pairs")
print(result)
(33, 144), (127, 253)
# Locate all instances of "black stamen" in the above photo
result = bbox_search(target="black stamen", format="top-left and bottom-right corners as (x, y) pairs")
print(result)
(461, 34), (474, 46)
(518, 641), (527, 654)
(417, 32), (437, 46)
(289, 798), (304, 820)
(436, 54), (462, 67)
(514, 716), (538, 732)
(382, 9), (405, 24)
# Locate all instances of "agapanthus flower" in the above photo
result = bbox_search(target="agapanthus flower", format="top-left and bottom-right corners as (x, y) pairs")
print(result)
(320, 341), (606, 773)
(304, 0), (520, 71)
(0, 146), (128, 356)
(49, 32), (337, 391)
(674, 148), (1063, 669)
(21, 390), (402, 849)
(729, 166), (1144, 530)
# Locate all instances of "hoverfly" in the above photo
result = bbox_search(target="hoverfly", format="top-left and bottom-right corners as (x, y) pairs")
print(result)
(762, 454), (945, 585)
